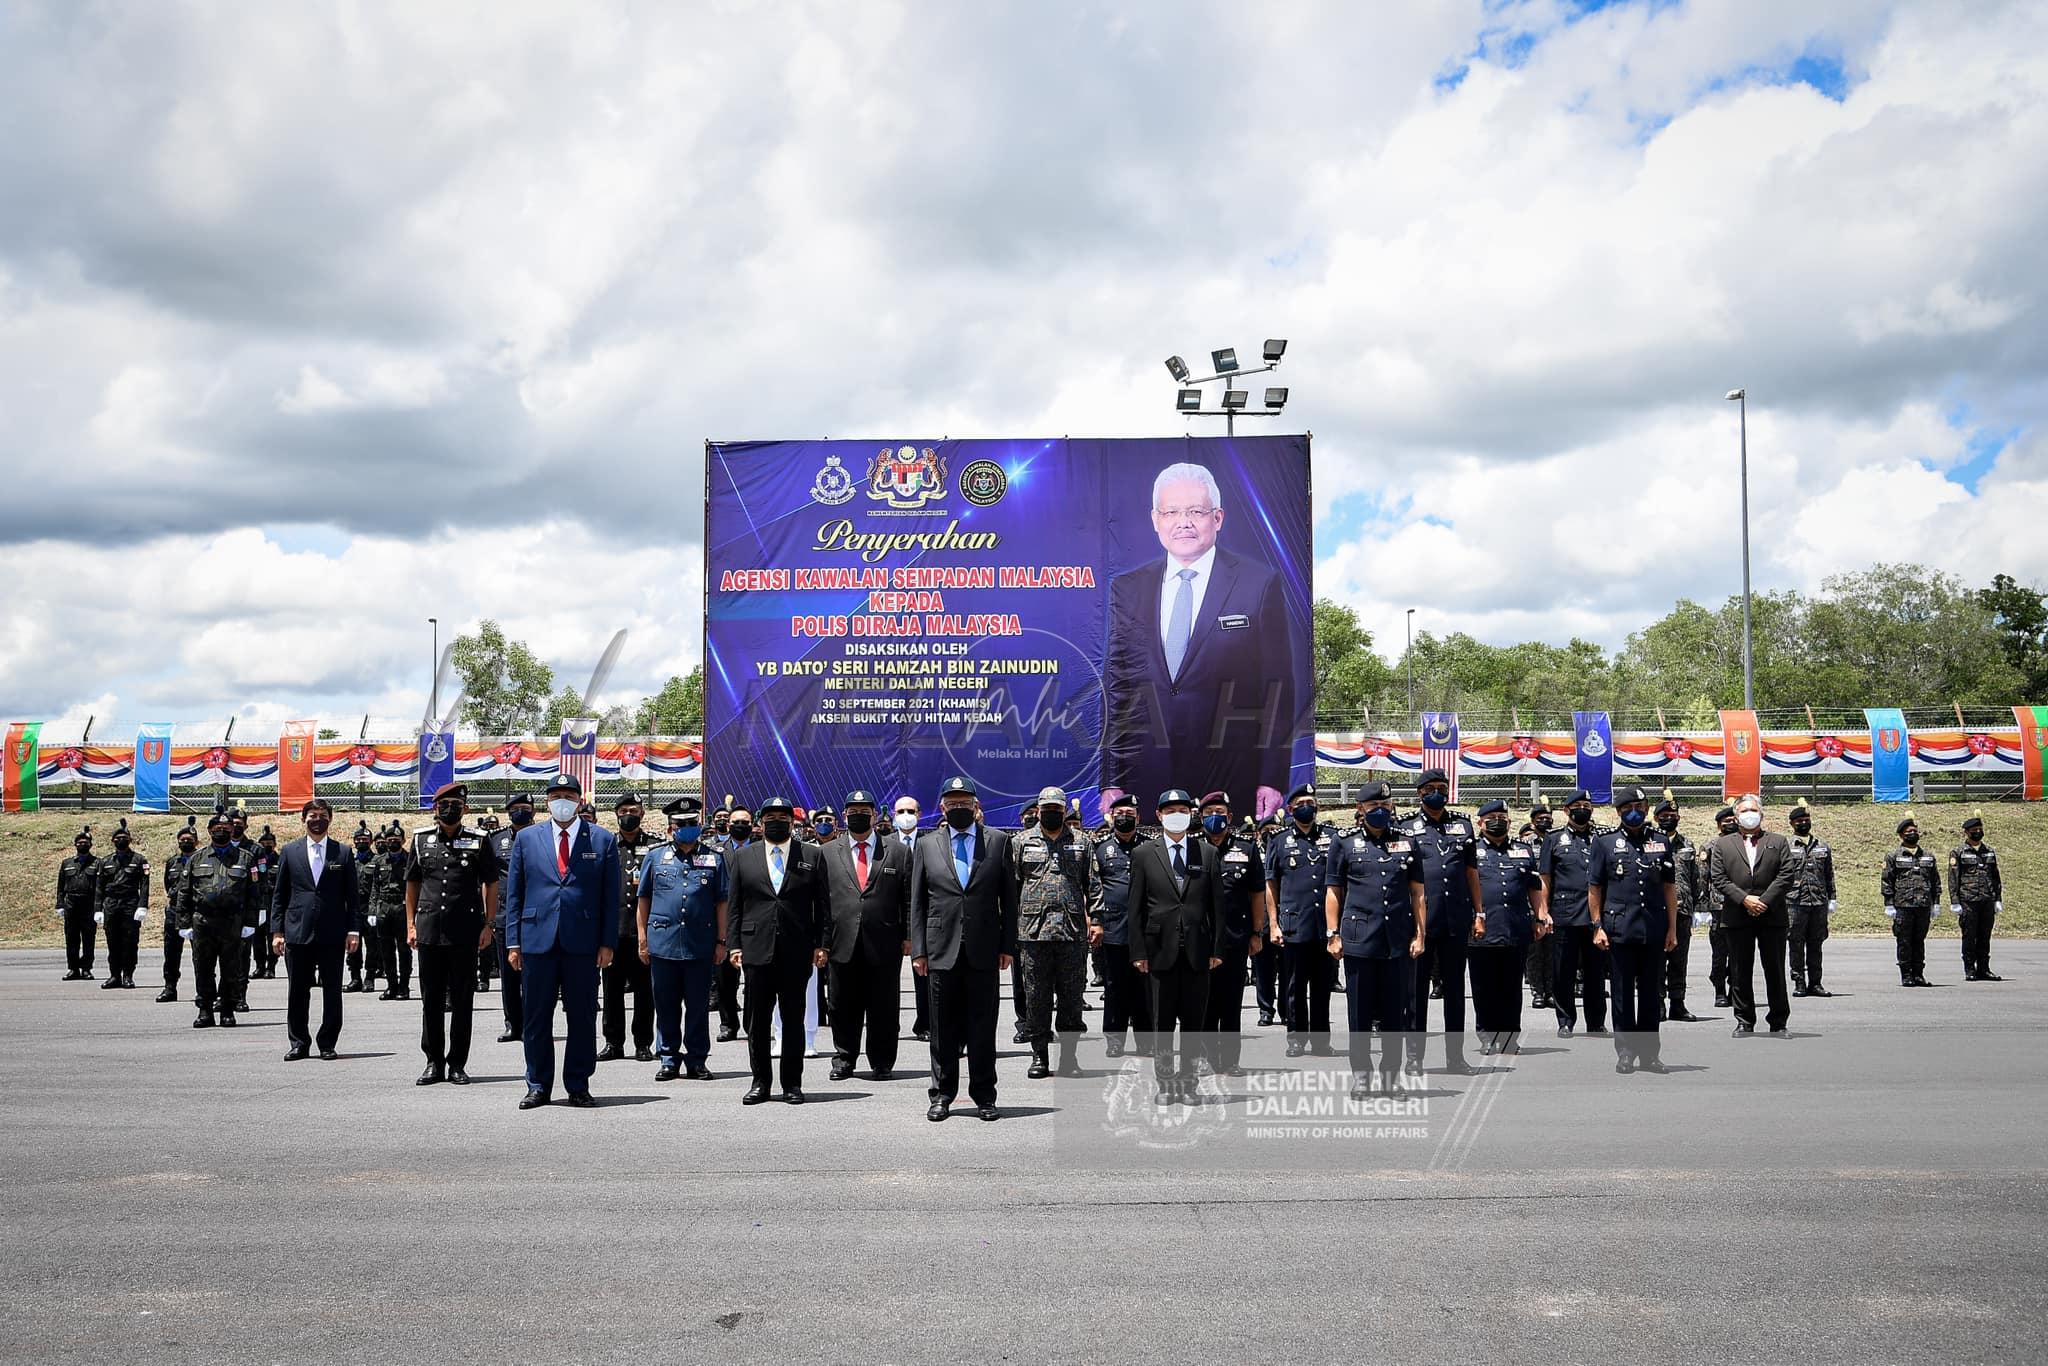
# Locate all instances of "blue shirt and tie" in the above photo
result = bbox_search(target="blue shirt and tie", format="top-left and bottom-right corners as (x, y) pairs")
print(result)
(954, 831), (973, 888)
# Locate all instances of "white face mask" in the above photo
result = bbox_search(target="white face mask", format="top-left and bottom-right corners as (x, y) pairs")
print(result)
(1160, 811), (1192, 835)
(548, 798), (580, 823)
(893, 811), (918, 833)
(1736, 809), (1762, 831)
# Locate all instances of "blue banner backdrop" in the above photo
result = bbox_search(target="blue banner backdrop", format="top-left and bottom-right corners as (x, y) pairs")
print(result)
(1864, 707), (1911, 802)
(704, 436), (1315, 826)
(1573, 710), (1614, 804)
(132, 722), (173, 813)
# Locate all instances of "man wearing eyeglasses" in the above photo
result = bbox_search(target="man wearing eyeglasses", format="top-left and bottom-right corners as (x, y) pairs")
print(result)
(1101, 461), (1299, 829)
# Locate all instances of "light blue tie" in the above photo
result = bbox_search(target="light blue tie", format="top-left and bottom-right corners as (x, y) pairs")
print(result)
(953, 832), (972, 888)
(1165, 567), (1196, 680)
(770, 845), (785, 893)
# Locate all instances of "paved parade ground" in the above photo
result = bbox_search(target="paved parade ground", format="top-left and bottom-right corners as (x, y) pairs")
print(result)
(4, 940), (2046, 1365)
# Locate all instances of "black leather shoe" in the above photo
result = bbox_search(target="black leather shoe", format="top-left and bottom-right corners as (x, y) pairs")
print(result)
(1732, 1023), (1754, 1036)
(1981, 972), (2004, 982)
(217, 1011), (236, 1028)
(1257, 1012), (1275, 1027)
(1767, 1027), (1788, 1037)
(655, 1064), (680, 1081)
(1012, 1025), (1031, 1045)
(417, 1064), (445, 1086)
(395, 987), (411, 1000)
(742, 1085), (771, 1105)
(911, 1027), (930, 1042)
(976, 1104), (999, 1121)
(828, 1062), (854, 1081)
(565, 1092), (597, 1108)
(235, 998), (250, 1013)
(378, 988), (397, 1001)
(1807, 986), (1832, 998)
(595, 1044), (623, 1063)
(345, 976), (364, 993)
(927, 1099), (951, 1122)
(871, 1068), (892, 1082)
(1668, 1007), (1703, 1022)
(284, 1045), (309, 1061)
(685, 1066), (714, 1080)
(1615, 1056), (1636, 1074)
(1713, 993), (1731, 1008)
(1556, 1024), (1574, 1038)
(448, 1068), (469, 1085)
(717, 1025), (739, 1042)
(123, 973), (137, 988)
(156, 986), (177, 1002)
(1640, 1059), (1669, 1074)
(319, 1048), (337, 1061)
(783, 1088), (805, 1105)
(1105, 1039), (1125, 1058)
(193, 1011), (213, 1028)
(1585, 1028), (1610, 1038)
(1792, 984), (1811, 998)
(101, 975), (123, 990)
(1284, 1038), (1306, 1057)
(497, 1028), (518, 1043)
(633, 1047), (654, 1063)
(518, 1090), (550, 1110)
(1026, 1057), (1051, 1080)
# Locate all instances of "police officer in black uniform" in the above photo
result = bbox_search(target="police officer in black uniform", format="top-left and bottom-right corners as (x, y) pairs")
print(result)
(1198, 791), (1267, 1076)
(366, 822), (413, 999)
(715, 805), (756, 1042)
(1523, 799), (1555, 1009)
(405, 782), (501, 1086)
(56, 826), (101, 980)
(1655, 793), (1706, 1022)
(92, 819), (150, 990)
(247, 826), (282, 981)
(1540, 789), (1608, 1038)
(1403, 768), (1479, 1074)
(157, 818), (199, 1002)
(487, 793), (532, 1041)
(1588, 787), (1677, 1074)
(1267, 782), (1336, 1058)
(177, 809), (260, 1028)
(1092, 793), (1152, 1057)
(1325, 779), (1424, 1096)
(1785, 799), (1838, 997)
(1707, 803), (1738, 1006)
(1950, 813), (2005, 981)
(599, 792), (657, 1063)
(1469, 799), (1548, 1054)
(345, 821), (376, 991)
(1882, 812), (1941, 987)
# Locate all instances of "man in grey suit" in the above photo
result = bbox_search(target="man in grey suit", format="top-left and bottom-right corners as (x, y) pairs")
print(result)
(908, 777), (1018, 1122)
(1705, 792), (1793, 1036)
(822, 789), (912, 1081)
(270, 798), (363, 1061)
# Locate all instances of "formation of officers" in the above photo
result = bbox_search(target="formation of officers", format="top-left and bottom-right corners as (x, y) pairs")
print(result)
(53, 775), (2014, 1103)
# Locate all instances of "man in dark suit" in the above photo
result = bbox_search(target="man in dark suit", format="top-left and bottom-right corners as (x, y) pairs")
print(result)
(1705, 793), (1793, 1036)
(1101, 462), (1300, 824)
(505, 772), (622, 1109)
(269, 798), (363, 1061)
(908, 776), (1018, 1122)
(1126, 788), (1227, 1103)
(821, 789), (911, 1081)
(726, 795), (830, 1105)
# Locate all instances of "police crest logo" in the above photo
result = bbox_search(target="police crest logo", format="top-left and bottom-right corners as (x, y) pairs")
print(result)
(1581, 730), (1607, 758)
(809, 453), (855, 506)
(864, 444), (948, 509)
(959, 458), (1007, 507)
(10, 738), (26, 765)
(425, 734), (450, 764)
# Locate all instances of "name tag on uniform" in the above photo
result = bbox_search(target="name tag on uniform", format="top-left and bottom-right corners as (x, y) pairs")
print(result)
(1390, 840), (1412, 853)
(1510, 848), (1531, 859)
(454, 839), (480, 850)
(1646, 840), (1666, 853)
(1224, 850), (1249, 863)
(580, 851), (596, 861)
(1218, 614), (1250, 630)
(1023, 847), (1046, 862)
(694, 855), (720, 868)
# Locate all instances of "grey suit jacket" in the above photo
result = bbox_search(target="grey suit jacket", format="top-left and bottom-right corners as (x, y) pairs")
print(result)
(1706, 830), (1793, 929)
(907, 825), (1018, 971)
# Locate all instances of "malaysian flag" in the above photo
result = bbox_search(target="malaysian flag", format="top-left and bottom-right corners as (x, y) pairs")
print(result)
(1421, 711), (1461, 802)
(559, 718), (598, 798)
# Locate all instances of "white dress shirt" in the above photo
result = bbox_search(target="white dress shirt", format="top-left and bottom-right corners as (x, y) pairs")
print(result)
(1157, 545), (1217, 654)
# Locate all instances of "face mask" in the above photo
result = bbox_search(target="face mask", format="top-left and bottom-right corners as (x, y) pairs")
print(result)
(1568, 808), (1592, 826)
(1482, 817), (1509, 838)
(619, 813), (642, 832)
(178, 841), (196, 854)
(893, 812), (918, 833)
(673, 825), (700, 844)
(945, 806), (977, 832)
(436, 802), (463, 824)
(1201, 813), (1229, 835)
(729, 823), (752, 841)
(1533, 815), (1552, 831)
(1112, 813), (1138, 833)
(1421, 791), (1448, 811)
(761, 818), (792, 843)
(1790, 819), (1811, 835)
(814, 819), (834, 835)
(1361, 807), (1393, 832)
(714, 818), (729, 833)
(1620, 808), (1647, 829)
(1736, 810), (1762, 831)
(548, 798), (580, 823)
(305, 816), (330, 837)
(210, 832), (230, 845)
(1292, 803), (1316, 824)
(1901, 831), (1919, 845)
(1040, 808), (1064, 831)
(1657, 815), (1679, 833)
(1160, 811), (1192, 834)
(846, 812), (873, 836)
(114, 838), (131, 851)
(509, 807), (534, 827)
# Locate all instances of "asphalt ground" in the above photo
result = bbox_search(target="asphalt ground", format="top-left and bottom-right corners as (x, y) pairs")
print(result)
(2, 939), (2045, 1365)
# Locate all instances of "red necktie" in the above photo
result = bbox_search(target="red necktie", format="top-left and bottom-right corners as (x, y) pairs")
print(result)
(557, 827), (571, 877)
(856, 838), (869, 890)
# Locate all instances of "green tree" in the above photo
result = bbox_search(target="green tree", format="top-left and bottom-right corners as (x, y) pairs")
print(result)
(1978, 573), (2048, 699)
(1313, 600), (1391, 718)
(541, 685), (587, 733)
(633, 666), (705, 734)
(449, 620), (555, 736)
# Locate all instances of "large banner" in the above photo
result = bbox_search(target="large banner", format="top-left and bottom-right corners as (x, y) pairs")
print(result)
(1720, 708), (1762, 799)
(3, 721), (40, 811)
(704, 437), (1315, 825)
(132, 722), (173, 813)
(1865, 707), (1911, 802)
(417, 730), (455, 810)
(277, 721), (317, 813)
(2018, 705), (2048, 802)
(1573, 711), (1612, 803)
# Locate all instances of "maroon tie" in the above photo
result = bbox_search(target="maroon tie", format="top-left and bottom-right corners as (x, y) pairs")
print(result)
(557, 827), (570, 877)
(856, 839), (869, 890)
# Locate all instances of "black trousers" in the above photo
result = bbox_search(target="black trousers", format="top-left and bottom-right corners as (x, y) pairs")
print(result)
(1344, 954), (1410, 1082)
(1550, 924), (1608, 1029)
(828, 952), (901, 1073)
(1525, 931), (1554, 1000)
(603, 935), (653, 1050)
(346, 926), (364, 980)
(1252, 937), (1279, 1016)
(161, 916), (183, 988)
(911, 968), (929, 1034)
(64, 908), (97, 973)
(743, 956), (812, 1091)
(1608, 942), (1663, 1062)
(1893, 906), (1931, 976)
(104, 910), (141, 980)
(1708, 924), (1730, 993)
(1468, 944), (1525, 1039)
(1664, 920), (1693, 1011)
(192, 923), (246, 1013)
(1958, 901), (1997, 974)
(375, 914), (411, 988)
(496, 931), (522, 1031)
(1145, 962), (1211, 1083)
(1009, 958), (1026, 1024)
(1412, 934), (1469, 1061)
(1789, 906), (1829, 986)
(1204, 944), (1250, 1072)
(927, 964), (998, 1106)
(1724, 918), (1789, 1030)
(417, 943), (477, 1069)
(284, 941), (346, 1052)
(1280, 940), (1334, 1039)
(1099, 942), (1151, 1044)
(716, 958), (742, 1033)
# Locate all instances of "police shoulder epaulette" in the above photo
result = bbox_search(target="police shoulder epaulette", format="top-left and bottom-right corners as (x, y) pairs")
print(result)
(413, 826), (437, 838)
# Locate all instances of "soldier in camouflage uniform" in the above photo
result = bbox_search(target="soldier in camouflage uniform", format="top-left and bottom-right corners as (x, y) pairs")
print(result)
(600, 793), (658, 1063)
(1882, 812), (1941, 988)
(177, 810), (261, 1027)
(56, 827), (101, 981)
(366, 823), (413, 999)
(1785, 800), (1837, 997)
(157, 818), (200, 1002)
(1949, 814), (2005, 982)
(92, 819), (151, 991)
(1010, 785), (1102, 1079)
(1653, 794), (1706, 1022)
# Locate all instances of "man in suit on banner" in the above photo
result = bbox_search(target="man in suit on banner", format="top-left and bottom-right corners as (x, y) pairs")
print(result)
(1101, 461), (1298, 824)
(505, 772), (622, 1109)
(909, 777), (1018, 1123)
(270, 798), (362, 1061)
(1705, 792), (1793, 1036)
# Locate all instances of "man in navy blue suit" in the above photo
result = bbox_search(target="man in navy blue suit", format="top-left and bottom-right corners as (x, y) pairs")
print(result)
(505, 772), (622, 1110)
(270, 798), (363, 1061)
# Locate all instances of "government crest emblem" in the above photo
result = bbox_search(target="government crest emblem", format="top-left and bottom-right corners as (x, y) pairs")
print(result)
(1581, 730), (1607, 758)
(143, 740), (164, 765)
(287, 738), (306, 763)
(1879, 728), (1903, 754)
(425, 734), (449, 764)
(1734, 730), (1751, 756)
(865, 445), (947, 509)
(809, 454), (855, 506)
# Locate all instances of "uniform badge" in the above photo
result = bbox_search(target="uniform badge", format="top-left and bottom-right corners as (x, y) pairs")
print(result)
(809, 453), (856, 506)
(694, 854), (720, 868)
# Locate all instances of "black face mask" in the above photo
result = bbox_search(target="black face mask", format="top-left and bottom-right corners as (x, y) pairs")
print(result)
(618, 813), (642, 832)
(210, 832), (230, 846)
(436, 802), (462, 824)
(1790, 820), (1811, 835)
(729, 823), (752, 841)
(1656, 815), (1679, 833)
(761, 818), (792, 843)
(945, 806), (977, 831)
(1532, 815), (1552, 831)
(1568, 808), (1592, 826)
(1112, 813), (1138, 834)
(178, 840), (196, 854)
(845, 812), (872, 836)
(509, 807), (534, 827)
(1901, 832), (1919, 846)
(1482, 817), (1509, 838)
(1039, 808), (1063, 831)
(1421, 791), (1448, 812)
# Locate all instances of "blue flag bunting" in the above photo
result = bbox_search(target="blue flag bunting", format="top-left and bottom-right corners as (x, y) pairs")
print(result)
(132, 722), (173, 813)
(1864, 707), (1911, 803)
(1573, 711), (1613, 804)
(418, 730), (455, 810)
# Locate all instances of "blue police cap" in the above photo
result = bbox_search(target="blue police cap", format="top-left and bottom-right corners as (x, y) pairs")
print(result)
(758, 795), (795, 815)
(1475, 799), (1508, 818)
(504, 792), (535, 810)
(844, 790), (878, 808)
(942, 776), (977, 797)
(545, 771), (581, 796)
(1109, 793), (1138, 810)
(1417, 768), (1449, 788)
(1156, 788), (1194, 808)
(1564, 788), (1593, 806)
(1288, 783), (1316, 803)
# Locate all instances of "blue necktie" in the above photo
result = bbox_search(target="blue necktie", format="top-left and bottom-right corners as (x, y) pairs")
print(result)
(770, 845), (785, 893)
(1165, 567), (1196, 680)
(953, 832), (972, 888)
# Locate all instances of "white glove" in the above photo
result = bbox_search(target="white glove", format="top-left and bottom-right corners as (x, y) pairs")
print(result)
(1826, 899), (1837, 914)
(93, 911), (104, 925)
(134, 909), (148, 923)
(1885, 906), (1897, 920)
(179, 928), (195, 941)
(258, 912), (268, 926)
(239, 925), (254, 939)
(1995, 901), (2003, 914)
(1691, 911), (1713, 929)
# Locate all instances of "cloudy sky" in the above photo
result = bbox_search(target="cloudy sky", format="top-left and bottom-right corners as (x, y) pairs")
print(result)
(2, 0), (2044, 741)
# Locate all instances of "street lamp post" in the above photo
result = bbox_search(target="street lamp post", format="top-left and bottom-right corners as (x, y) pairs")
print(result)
(1725, 389), (1754, 711)
(428, 617), (439, 723)
(1406, 608), (1416, 714)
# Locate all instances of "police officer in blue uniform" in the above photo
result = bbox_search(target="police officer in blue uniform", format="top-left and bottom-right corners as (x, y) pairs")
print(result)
(640, 797), (729, 1081)
(1091, 793), (1152, 1057)
(1540, 789), (1609, 1038)
(1402, 768), (1480, 1075)
(1587, 787), (1677, 1074)
(1325, 780), (1425, 1095)
(1266, 782), (1335, 1058)
(1469, 799), (1548, 1054)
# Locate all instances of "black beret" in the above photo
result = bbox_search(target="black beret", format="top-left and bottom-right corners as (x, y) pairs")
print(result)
(1962, 814), (1984, 831)
(612, 791), (643, 811)
(1896, 816), (1918, 834)
(1475, 799), (1508, 818)
(207, 811), (231, 828)
(504, 792), (535, 809)
(1528, 798), (1551, 813)
(1417, 768), (1449, 787)
(1288, 783), (1316, 803)
(1654, 796), (1678, 815)
(1564, 789), (1594, 806)
(1715, 804), (1735, 821)
(1357, 780), (1392, 802)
